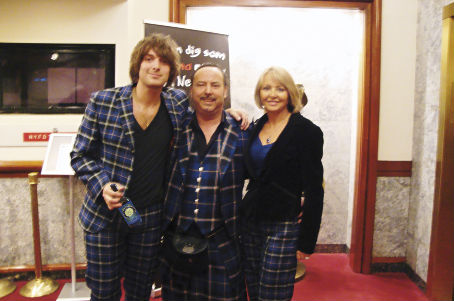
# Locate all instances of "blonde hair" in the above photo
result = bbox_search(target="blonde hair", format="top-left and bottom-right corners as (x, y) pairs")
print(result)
(254, 66), (302, 113)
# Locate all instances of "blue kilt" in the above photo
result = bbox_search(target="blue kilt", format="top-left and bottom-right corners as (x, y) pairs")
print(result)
(160, 226), (247, 301)
(240, 219), (299, 301)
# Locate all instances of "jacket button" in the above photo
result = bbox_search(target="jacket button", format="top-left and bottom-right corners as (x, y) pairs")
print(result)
(194, 209), (199, 214)
(199, 167), (204, 172)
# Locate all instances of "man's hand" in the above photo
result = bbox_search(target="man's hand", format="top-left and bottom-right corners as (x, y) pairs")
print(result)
(297, 251), (311, 262)
(226, 108), (250, 130)
(102, 182), (125, 210)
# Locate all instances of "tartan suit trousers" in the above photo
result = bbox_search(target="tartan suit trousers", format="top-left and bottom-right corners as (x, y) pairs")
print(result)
(240, 218), (300, 301)
(84, 203), (162, 301)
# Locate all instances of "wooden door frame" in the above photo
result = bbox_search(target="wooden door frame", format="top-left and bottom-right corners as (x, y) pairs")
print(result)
(426, 3), (454, 300)
(169, 0), (382, 274)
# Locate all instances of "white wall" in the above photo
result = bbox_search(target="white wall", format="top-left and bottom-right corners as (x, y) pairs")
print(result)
(0, 0), (416, 163)
(187, 6), (363, 245)
(0, 0), (129, 84)
(378, 0), (417, 161)
(0, 0), (169, 160)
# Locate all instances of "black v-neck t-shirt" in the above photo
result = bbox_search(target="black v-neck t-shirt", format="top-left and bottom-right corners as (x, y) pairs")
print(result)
(126, 101), (173, 208)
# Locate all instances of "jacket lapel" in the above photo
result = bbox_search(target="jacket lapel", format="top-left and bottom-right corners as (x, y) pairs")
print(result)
(117, 85), (135, 149)
(177, 117), (194, 181)
(217, 116), (239, 180)
(177, 113), (239, 183)
(244, 113), (298, 179)
(263, 113), (298, 166)
(162, 88), (186, 135)
(243, 115), (267, 180)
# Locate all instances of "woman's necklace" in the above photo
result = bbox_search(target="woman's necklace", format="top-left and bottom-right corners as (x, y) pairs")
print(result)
(263, 113), (291, 144)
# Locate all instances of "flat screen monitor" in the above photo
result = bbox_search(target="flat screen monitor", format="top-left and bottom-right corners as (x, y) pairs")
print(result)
(0, 43), (115, 113)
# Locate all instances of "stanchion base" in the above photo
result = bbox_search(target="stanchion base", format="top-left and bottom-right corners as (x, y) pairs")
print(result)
(0, 278), (16, 298)
(57, 282), (90, 301)
(19, 277), (59, 298)
(295, 262), (306, 282)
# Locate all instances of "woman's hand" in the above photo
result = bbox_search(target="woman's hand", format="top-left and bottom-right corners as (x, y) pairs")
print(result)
(297, 251), (310, 262)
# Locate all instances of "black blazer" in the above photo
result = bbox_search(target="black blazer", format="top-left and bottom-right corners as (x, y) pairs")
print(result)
(242, 112), (324, 254)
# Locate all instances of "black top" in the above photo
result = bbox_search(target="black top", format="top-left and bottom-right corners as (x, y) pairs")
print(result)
(242, 112), (324, 254)
(127, 101), (173, 208)
(190, 114), (226, 159)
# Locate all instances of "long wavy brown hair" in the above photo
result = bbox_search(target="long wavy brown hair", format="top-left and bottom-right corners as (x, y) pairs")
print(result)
(129, 33), (180, 87)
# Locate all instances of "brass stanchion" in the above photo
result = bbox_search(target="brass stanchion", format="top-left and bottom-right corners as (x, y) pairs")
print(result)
(0, 277), (16, 298)
(19, 172), (59, 298)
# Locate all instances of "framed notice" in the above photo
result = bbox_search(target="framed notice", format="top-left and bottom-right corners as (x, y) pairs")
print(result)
(41, 133), (76, 175)
(144, 20), (231, 107)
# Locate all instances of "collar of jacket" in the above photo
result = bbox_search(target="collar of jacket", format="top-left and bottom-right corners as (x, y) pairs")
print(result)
(115, 85), (186, 150)
(244, 112), (301, 181)
(178, 110), (241, 181)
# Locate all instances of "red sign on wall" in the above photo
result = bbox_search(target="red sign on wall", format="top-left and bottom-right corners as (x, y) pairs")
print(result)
(23, 132), (52, 142)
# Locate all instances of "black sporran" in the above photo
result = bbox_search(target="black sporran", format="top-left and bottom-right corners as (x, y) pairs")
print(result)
(162, 231), (209, 274)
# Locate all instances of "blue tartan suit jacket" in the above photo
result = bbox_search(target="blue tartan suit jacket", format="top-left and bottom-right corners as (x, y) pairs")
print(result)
(70, 85), (188, 233)
(163, 112), (249, 239)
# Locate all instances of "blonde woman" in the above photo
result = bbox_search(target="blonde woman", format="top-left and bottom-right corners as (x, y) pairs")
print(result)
(240, 66), (324, 301)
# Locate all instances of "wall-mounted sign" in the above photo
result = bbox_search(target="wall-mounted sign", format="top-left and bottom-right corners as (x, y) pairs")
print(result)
(23, 132), (52, 142)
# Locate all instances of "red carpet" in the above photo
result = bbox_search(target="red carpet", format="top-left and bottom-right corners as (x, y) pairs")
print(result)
(292, 254), (428, 301)
(1, 254), (428, 301)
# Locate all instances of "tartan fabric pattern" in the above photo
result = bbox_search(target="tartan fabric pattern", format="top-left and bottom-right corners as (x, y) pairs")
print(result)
(163, 112), (249, 238)
(240, 219), (300, 301)
(161, 111), (249, 300)
(71, 85), (188, 233)
(84, 203), (163, 301)
(161, 226), (247, 301)
(177, 152), (225, 235)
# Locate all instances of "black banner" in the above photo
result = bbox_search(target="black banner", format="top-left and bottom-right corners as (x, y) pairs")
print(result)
(144, 21), (230, 107)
